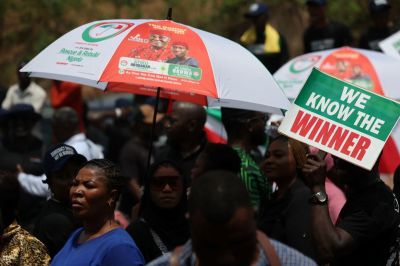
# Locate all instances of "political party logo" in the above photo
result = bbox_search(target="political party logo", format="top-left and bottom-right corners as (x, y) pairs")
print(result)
(289, 55), (321, 74)
(82, 22), (134, 43)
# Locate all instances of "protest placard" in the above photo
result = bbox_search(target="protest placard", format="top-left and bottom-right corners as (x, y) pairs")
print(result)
(278, 68), (400, 170)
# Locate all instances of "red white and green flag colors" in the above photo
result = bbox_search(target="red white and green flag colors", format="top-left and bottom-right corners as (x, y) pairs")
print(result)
(279, 68), (400, 170)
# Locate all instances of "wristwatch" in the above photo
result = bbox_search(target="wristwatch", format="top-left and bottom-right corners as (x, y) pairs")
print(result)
(309, 191), (328, 205)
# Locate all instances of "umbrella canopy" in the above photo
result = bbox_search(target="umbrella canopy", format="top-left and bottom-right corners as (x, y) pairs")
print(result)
(274, 46), (400, 174)
(21, 19), (290, 114)
(274, 46), (400, 100)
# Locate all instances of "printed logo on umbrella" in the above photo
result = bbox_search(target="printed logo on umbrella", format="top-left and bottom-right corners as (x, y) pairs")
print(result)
(82, 22), (134, 43)
(289, 55), (321, 74)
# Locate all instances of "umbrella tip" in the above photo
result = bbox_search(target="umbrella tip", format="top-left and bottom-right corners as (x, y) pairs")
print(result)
(166, 7), (172, 20)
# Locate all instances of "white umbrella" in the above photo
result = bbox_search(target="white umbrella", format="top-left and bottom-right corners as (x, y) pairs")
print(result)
(274, 46), (400, 100)
(21, 19), (290, 114)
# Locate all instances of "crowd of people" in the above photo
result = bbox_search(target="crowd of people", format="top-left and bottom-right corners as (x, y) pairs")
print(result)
(0, 0), (399, 265)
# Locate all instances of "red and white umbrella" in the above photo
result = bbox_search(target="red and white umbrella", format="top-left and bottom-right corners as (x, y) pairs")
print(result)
(274, 46), (400, 101)
(274, 46), (400, 173)
(21, 19), (290, 114)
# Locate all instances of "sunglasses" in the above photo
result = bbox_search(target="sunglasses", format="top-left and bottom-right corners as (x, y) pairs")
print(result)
(151, 176), (182, 191)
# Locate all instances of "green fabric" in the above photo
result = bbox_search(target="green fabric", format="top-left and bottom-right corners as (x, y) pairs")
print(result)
(234, 147), (271, 209)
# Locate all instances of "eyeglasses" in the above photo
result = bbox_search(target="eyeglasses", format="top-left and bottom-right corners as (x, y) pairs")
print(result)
(151, 176), (182, 191)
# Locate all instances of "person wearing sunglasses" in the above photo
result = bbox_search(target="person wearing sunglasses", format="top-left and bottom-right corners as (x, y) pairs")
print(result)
(126, 160), (189, 263)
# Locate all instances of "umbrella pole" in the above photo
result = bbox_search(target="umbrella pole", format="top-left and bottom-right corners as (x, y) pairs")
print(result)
(143, 8), (172, 184)
(145, 87), (161, 180)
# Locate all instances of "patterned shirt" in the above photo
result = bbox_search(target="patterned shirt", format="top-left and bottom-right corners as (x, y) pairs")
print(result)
(234, 147), (271, 209)
(147, 239), (317, 266)
(0, 221), (50, 265)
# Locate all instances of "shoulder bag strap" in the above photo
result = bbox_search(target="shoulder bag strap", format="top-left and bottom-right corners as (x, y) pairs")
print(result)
(141, 218), (169, 254)
(257, 230), (281, 266)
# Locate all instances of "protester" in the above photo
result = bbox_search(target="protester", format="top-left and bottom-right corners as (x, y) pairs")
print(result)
(302, 154), (400, 265)
(240, 2), (289, 73)
(0, 104), (46, 231)
(129, 29), (174, 61)
(0, 170), (51, 265)
(2, 61), (46, 113)
(52, 107), (104, 160)
(51, 159), (144, 266)
(147, 170), (317, 265)
(50, 80), (85, 131)
(157, 101), (207, 182)
(119, 103), (164, 219)
(104, 98), (133, 163)
(126, 160), (189, 263)
(221, 107), (271, 210)
(86, 97), (136, 161)
(359, 0), (395, 51)
(258, 135), (317, 260)
(166, 41), (199, 67)
(33, 143), (87, 258)
(303, 0), (353, 52)
(191, 142), (241, 180)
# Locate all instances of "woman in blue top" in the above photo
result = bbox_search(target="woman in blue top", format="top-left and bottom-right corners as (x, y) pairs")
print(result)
(51, 159), (144, 266)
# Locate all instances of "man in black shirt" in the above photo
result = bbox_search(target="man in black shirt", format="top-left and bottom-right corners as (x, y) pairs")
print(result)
(359, 0), (395, 51)
(156, 101), (207, 183)
(33, 143), (86, 257)
(302, 155), (400, 265)
(303, 0), (353, 53)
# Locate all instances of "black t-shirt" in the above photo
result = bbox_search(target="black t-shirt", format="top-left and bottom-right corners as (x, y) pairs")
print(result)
(359, 26), (395, 51)
(33, 199), (81, 257)
(258, 179), (316, 260)
(303, 21), (353, 53)
(0, 136), (46, 231)
(333, 180), (400, 266)
(118, 137), (148, 216)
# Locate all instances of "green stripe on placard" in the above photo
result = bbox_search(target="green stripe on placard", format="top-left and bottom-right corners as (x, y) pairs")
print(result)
(294, 68), (400, 141)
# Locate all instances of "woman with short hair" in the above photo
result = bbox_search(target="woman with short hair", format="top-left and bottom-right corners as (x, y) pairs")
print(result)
(51, 159), (144, 266)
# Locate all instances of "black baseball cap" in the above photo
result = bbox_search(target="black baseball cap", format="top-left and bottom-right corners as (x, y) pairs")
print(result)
(369, 0), (390, 13)
(244, 3), (268, 18)
(43, 143), (87, 178)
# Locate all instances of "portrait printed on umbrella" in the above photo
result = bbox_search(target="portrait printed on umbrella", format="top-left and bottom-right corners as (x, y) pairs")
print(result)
(104, 21), (215, 88)
(319, 49), (383, 95)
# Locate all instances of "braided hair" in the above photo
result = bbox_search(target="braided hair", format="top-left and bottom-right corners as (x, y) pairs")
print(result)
(81, 159), (127, 199)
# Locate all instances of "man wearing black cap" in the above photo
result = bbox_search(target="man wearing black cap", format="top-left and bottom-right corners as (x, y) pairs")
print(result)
(33, 143), (86, 257)
(359, 0), (396, 51)
(303, 0), (353, 53)
(240, 2), (288, 73)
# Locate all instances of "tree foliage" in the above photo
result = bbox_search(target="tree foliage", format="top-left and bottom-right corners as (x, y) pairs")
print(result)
(0, 0), (398, 85)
